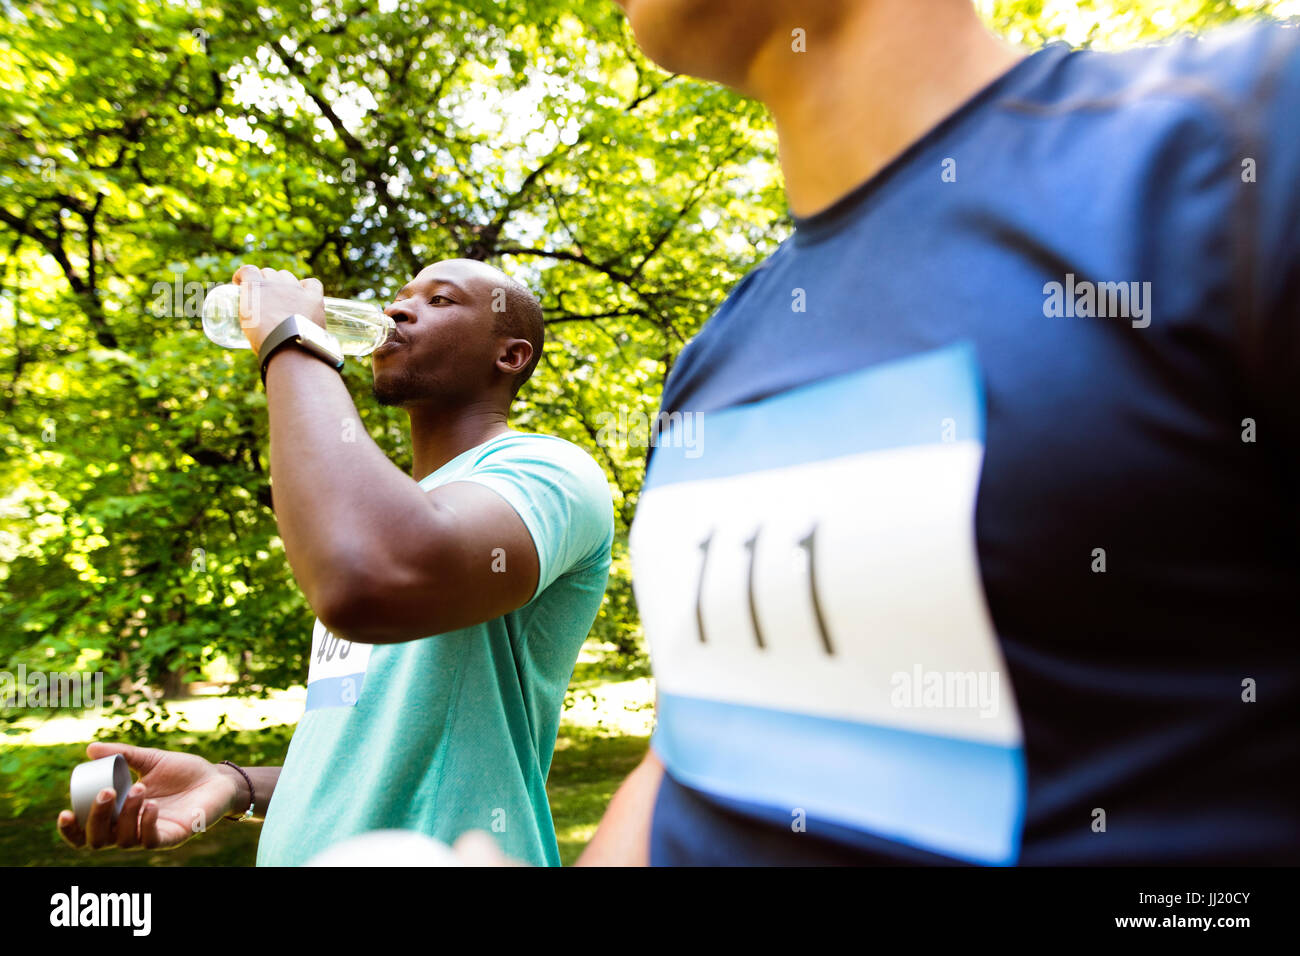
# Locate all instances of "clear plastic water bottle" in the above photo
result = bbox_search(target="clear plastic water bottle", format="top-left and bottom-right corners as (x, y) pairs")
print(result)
(201, 283), (396, 356)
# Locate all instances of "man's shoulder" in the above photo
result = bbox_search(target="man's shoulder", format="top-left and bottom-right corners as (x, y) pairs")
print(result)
(469, 432), (614, 532)
(659, 247), (790, 414)
(472, 431), (606, 481)
(1013, 21), (1300, 123)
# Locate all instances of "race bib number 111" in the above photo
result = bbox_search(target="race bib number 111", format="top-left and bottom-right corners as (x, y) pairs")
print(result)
(631, 342), (1026, 865)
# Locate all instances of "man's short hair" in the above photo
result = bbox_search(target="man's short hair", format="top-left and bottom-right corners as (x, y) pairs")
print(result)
(491, 277), (545, 397)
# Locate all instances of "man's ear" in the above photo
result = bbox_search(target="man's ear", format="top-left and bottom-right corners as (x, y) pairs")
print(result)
(496, 338), (533, 377)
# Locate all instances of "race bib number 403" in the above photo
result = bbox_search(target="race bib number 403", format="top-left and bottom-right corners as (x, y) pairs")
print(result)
(304, 619), (371, 711)
(630, 343), (1026, 865)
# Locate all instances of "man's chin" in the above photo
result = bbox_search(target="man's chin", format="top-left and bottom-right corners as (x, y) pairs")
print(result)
(370, 382), (407, 407)
(370, 375), (408, 407)
(371, 371), (442, 407)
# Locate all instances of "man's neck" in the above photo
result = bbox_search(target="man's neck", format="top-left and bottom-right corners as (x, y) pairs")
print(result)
(406, 401), (512, 483)
(745, 0), (1024, 219)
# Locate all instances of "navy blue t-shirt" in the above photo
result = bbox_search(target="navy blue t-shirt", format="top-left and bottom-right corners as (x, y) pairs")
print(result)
(629, 22), (1300, 866)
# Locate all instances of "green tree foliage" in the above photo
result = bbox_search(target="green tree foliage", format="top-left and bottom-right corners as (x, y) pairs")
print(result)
(1, 0), (1293, 714)
(0, 0), (782, 711)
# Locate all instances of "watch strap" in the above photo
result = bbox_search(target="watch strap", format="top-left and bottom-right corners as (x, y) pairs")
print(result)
(257, 315), (302, 381)
(258, 314), (344, 386)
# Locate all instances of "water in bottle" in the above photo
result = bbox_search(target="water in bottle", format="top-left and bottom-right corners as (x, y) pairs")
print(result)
(201, 283), (395, 356)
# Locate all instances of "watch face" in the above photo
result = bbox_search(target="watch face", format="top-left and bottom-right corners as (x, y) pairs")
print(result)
(294, 316), (343, 361)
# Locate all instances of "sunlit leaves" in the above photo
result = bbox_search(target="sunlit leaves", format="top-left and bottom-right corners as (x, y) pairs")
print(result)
(4, 0), (1293, 706)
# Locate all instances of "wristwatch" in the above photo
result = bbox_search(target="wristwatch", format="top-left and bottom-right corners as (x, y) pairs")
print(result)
(258, 313), (345, 386)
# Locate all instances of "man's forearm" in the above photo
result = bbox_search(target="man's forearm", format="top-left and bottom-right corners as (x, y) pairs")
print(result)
(216, 764), (282, 823)
(576, 750), (663, 866)
(261, 349), (433, 617)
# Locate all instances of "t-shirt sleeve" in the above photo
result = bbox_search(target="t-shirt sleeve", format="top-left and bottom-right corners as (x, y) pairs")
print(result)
(458, 436), (614, 602)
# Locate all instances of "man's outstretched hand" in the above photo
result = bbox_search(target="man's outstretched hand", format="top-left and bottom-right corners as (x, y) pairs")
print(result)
(57, 742), (240, 851)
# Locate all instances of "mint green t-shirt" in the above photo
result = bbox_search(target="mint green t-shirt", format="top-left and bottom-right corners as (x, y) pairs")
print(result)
(255, 432), (614, 866)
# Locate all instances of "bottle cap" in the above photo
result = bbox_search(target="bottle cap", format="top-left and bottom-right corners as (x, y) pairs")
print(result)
(70, 754), (131, 827)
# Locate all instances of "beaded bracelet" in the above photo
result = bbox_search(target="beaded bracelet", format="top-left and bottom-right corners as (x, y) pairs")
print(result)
(219, 760), (255, 822)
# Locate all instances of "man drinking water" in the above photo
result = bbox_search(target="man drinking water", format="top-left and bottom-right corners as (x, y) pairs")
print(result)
(58, 258), (614, 866)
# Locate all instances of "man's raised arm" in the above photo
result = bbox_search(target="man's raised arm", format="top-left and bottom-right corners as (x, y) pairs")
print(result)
(234, 265), (540, 644)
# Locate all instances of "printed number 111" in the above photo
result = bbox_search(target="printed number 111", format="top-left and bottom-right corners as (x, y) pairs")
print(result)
(694, 523), (834, 655)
